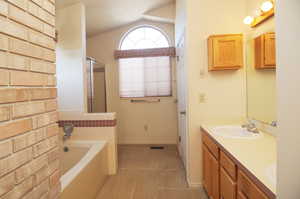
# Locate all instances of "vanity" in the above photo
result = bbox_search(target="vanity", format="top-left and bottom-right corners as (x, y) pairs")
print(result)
(201, 125), (276, 199)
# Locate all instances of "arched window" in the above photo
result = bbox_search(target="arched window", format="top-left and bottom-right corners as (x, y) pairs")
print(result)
(118, 26), (172, 98)
(120, 26), (170, 50)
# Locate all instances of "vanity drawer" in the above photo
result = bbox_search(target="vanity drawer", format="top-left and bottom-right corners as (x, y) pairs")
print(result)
(220, 151), (237, 181)
(238, 170), (268, 199)
(202, 132), (219, 159)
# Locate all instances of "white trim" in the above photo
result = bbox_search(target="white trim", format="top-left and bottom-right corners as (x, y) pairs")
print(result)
(187, 176), (202, 188)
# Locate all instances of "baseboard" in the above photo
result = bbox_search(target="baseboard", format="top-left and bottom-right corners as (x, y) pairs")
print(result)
(187, 176), (202, 188)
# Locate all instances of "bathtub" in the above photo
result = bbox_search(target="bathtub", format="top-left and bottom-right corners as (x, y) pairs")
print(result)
(60, 140), (109, 199)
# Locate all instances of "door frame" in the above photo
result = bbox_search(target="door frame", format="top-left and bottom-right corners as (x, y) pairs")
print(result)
(176, 31), (190, 183)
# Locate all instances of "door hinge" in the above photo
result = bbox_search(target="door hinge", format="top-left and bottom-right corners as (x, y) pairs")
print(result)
(176, 56), (180, 62)
(179, 136), (182, 142)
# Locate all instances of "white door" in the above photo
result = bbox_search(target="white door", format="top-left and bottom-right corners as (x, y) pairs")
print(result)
(176, 35), (188, 168)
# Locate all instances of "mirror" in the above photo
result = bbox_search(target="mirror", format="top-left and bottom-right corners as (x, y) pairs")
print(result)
(246, 22), (276, 126)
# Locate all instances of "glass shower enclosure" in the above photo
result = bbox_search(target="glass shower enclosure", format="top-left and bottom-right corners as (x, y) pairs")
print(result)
(86, 57), (107, 113)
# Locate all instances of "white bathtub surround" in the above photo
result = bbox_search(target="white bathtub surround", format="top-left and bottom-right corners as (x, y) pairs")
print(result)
(59, 111), (118, 175)
(60, 140), (108, 199)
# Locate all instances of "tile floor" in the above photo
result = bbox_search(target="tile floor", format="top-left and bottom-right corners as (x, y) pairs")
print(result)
(96, 145), (208, 199)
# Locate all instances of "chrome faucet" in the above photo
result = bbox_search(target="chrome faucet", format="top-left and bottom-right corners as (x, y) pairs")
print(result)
(63, 123), (74, 141)
(242, 120), (259, 134)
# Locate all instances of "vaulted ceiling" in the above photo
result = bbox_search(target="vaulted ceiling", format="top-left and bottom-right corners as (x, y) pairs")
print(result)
(56, 0), (175, 37)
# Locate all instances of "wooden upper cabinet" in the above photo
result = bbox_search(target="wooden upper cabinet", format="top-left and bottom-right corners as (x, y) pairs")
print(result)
(255, 32), (276, 69)
(208, 34), (243, 71)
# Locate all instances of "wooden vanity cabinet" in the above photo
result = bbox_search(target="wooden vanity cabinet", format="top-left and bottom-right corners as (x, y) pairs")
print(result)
(238, 170), (268, 199)
(255, 32), (276, 69)
(203, 142), (219, 199)
(208, 34), (243, 71)
(201, 131), (274, 199)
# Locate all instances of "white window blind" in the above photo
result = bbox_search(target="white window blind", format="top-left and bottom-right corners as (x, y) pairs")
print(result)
(119, 56), (171, 98)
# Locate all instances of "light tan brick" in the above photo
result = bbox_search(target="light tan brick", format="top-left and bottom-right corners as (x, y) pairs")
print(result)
(2, 176), (33, 199)
(49, 170), (59, 188)
(13, 101), (45, 119)
(0, 173), (15, 196)
(42, 0), (55, 15)
(43, 23), (55, 38)
(35, 128), (46, 142)
(45, 100), (57, 112)
(0, 17), (27, 40)
(10, 71), (48, 86)
(43, 48), (55, 62)
(47, 75), (56, 86)
(8, 37), (30, 57)
(0, 33), (8, 51)
(0, 0), (7, 16)
(0, 148), (32, 177)
(23, 179), (49, 199)
(15, 154), (47, 183)
(47, 147), (59, 163)
(30, 59), (55, 74)
(48, 181), (60, 199)
(34, 166), (49, 185)
(0, 119), (32, 140)
(0, 106), (10, 122)
(28, 30), (55, 50)
(39, 8), (55, 26)
(46, 124), (58, 137)
(31, 0), (43, 7)
(27, 0), (39, 17)
(8, 4), (28, 26)
(0, 51), (8, 68)
(48, 159), (59, 175)
(26, 12), (43, 32)
(7, 0), (27, 11)
(0, 69), (9, 85)
(7, 53), (30, 71)
(32, 111), (58, 129)
(0, 140), (12, 159)
(33, 135), (58, 157)
(29, 88), (57, 100)
(13, 131), (35, 152)
(0, 88), (29, 104)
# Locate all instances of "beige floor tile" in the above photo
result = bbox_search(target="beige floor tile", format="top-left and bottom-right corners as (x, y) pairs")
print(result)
(96, 145), (208, 199)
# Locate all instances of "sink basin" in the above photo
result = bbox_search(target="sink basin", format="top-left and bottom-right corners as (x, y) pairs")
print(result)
(266, 164), (276, 187)
(211, 125), (262, 139)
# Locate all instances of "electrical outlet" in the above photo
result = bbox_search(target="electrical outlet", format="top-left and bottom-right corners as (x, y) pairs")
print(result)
(199, 93), (206, 103)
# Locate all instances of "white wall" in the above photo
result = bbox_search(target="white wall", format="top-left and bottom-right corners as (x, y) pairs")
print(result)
(276, 0), (300, 198)
(56, 3), (87, 112)
(183, 0), (247, 185)
(87, 20), (178, 144)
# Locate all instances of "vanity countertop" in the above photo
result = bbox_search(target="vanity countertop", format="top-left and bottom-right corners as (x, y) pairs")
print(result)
(201, 124), (277, 195)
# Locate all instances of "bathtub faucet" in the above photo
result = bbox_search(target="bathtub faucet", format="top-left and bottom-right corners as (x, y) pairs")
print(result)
(63, 123), (74, 141)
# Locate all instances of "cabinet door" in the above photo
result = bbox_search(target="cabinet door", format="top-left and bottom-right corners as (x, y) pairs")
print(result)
(220, 167), (236, 199)
(203, 145), (219, 199)
(238, 170), (268, 199)
(203, 145), (211, 195)
(264, 33), (276, 66)
(237, 191), (247, 199)
(212, 35), (243, 70)
(210, 154), (219, 199)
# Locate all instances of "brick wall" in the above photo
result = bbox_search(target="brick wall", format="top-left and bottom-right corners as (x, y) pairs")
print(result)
(0, 0), (60, 198)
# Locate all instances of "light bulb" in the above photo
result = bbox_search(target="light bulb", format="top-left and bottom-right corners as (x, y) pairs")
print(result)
(261, 1), (274, 12)
(243, 16), (254, 25)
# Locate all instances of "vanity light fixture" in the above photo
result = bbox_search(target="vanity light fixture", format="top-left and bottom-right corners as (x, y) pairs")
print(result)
(243, 16), (254, 25)
(261, 1), (274, 13)
(243, 0), (275, 28)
